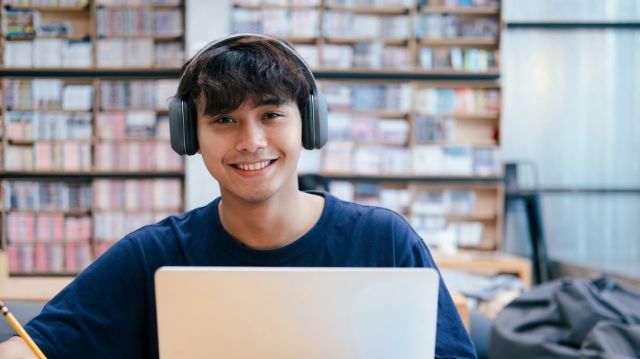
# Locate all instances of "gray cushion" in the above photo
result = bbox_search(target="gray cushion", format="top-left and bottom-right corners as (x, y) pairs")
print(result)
(0, 301), (46, 342)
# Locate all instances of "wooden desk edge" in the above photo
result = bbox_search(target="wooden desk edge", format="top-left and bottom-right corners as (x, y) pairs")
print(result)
(450, 289), (470, 331)
(434, 252), (532, 288)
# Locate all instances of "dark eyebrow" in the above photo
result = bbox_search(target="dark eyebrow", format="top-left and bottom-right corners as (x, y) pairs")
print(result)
(202, 97), (291, 117)
(258, 98), (289, 107)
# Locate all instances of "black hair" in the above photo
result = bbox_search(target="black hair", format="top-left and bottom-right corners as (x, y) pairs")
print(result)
(175, 36), (312, 118)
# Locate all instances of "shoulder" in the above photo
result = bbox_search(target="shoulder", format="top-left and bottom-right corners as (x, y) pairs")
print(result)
(327, 192), (415, 236)
(325, 192), (404, 220)
(88, 199), (217, 274)
(126, 200), (215, 255)
(324, 193), (432, 267)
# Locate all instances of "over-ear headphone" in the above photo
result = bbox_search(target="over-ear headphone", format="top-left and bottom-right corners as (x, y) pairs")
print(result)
(168, 33), (328, 156)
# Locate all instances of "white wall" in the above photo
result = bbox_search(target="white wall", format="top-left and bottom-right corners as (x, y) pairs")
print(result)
(184, 0), (231, 210)
(504, 0), (640, 22)
(501, 29), (640, 188)
(502, 0), (640, 277)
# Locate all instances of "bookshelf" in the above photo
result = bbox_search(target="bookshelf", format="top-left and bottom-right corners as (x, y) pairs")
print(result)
(235, 0), (504, 253)
(0, 0), (185, 69)
(233, 0), (499, 73)
(0, 0), (186, 277)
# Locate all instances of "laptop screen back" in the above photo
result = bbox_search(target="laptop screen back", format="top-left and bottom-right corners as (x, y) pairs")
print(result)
(155, 267), (439, 359)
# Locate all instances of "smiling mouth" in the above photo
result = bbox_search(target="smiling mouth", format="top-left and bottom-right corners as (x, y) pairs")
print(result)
(233, 160), (274, 171)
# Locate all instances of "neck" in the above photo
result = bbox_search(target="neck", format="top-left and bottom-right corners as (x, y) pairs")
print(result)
(218, 190), (324, 250)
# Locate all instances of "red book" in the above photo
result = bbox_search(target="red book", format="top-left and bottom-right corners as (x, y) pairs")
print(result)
(35, 244), (48, 272)
(52, 213), (65, 241)
(36, 213), (52, 241)
(65, 244), (78, 273)
(24, 213), (36, 241)
(8, 245), (20, 272)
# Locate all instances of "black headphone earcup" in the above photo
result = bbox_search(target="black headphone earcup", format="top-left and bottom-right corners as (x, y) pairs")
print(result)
(301, 95), (315, 150)
(301, 91), (328, 150)
(169, 98), (199, 156)
(314, 90), (328, 149)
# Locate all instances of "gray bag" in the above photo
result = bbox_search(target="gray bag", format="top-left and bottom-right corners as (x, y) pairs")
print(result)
(489, 277), (640, 359)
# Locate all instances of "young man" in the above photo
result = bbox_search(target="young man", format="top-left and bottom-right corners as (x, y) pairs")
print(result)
(0, 34), (476, 358)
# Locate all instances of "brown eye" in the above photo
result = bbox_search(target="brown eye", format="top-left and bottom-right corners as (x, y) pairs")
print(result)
(264, 112), (283, 120)
(215, 116), (234, 124)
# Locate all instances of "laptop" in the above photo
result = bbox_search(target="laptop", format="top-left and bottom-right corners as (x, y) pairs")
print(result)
(155, 267), (439, 359)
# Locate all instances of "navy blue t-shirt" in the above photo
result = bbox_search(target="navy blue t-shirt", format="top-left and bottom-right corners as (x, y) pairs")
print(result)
(25, 192), (476, 358)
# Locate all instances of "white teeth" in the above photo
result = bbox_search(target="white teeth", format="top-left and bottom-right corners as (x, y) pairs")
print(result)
(236, 160), (270, 171)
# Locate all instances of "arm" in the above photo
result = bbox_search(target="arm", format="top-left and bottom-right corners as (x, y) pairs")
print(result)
(23, 236), (150, 358)
(385, 211), (478, 359)
(0, 336), (36, 359)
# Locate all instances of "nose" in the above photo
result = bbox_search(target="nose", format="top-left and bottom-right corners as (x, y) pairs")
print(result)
(235, 120), (267, 152)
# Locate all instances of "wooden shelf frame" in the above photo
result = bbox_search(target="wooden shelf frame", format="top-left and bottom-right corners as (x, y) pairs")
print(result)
(6, 5), (90, 12)
(0, 0), (504, 276)
(324, 5), (412, 15)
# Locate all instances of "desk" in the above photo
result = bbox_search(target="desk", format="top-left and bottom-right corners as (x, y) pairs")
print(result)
(0, 252), (72, 301)
(0, 250), (472, 331)
(435, 251), (532, 288)
(0, 277), (72, 302)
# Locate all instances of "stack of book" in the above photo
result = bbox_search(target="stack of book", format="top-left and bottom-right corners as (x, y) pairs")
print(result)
(323, 112), (411, 174)
(414, 115), (456, 143)
(3, 80), (94, 171)
(420, 0), (498, 7)
(323, 82), (412, 113)
(93, 179), (182, 254)
(328, 181), (411, 215)
(95, 5), (184, 68)
(415, 87), (500, 114)
(420, 47), (498, 72)
(97, 39), (154, 68)
(5, 0), (89, 5)
(410, 188), (484, 249)
(4, 180), (93, 273)
(94, 140), (182, 171)
(7, 241), (92, 274)
(416, 15), (499, 39)
(326, 0), (412, 8)
(233, 6), (320, 38)
(4, 181), (92, 211)
(2, 8), (93, 68)
(100, 80), (177, 110)
(324, 11), (410, 68)
(3, 9), (35, 38)
(154, 42), (184, 67)
(95, 80), (182, 171)
(412, 145), (499, 175)
(96, 0), (181, 5)
(5, 79), (93, 111)
(96, 8), (182, 37)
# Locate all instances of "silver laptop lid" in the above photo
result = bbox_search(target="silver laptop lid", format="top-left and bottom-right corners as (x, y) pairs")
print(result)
(155, 267), (439, 359)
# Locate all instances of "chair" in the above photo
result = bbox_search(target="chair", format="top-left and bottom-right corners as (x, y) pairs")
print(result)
(504, 161), (551, 284)
(0, 301), (46, 342)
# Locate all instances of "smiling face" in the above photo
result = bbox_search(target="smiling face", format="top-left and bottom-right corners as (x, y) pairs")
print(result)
(197, 95), (303, 204)
(175, 36), (313, 204)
